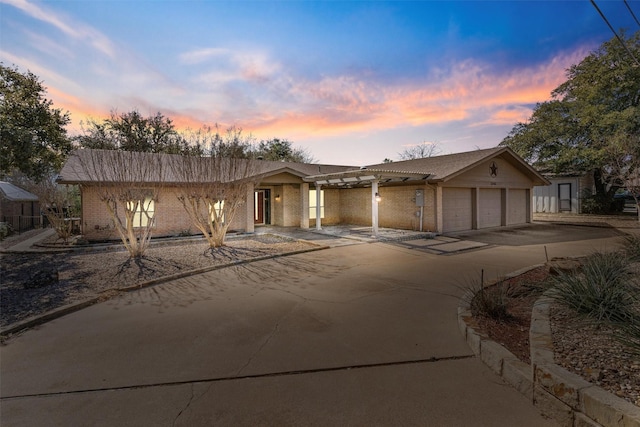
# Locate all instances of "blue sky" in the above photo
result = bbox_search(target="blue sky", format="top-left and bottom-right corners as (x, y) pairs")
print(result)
(1, 0), (639, 165)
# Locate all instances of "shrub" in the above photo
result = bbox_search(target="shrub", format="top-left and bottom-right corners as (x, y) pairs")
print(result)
(624, 234), (640, 262)
(547, 251), (636, 323)
(614, 317), (640, 356)
(0, 222), (11, 240)
(462, 273), (512, 321)
(581, 195), (609, 214)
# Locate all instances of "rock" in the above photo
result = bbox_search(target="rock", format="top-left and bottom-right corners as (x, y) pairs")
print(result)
(24, 269), (59, 289)
(546, 258), (582, 276)
(584, 367), (602, 382)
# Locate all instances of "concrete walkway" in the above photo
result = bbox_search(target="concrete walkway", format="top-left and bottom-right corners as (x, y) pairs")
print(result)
(0, 227), (57, 252)
(1, 224), (631, 426)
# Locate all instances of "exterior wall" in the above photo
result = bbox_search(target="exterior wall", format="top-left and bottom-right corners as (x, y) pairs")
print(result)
(445, 157), (534, 189)
(378, 185), (436, 231)
(533, 177), (580, 214)
(0, 197), (39, 218)
(336, 187), (369, 226)
(80, 185), (248, 241)
(281, 184), (301, 226)
(0, 197), (41, 231)
(270, 185), (284, 226)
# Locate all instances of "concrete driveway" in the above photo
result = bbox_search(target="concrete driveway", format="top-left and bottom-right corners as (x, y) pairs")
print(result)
(0, 229), (627, 426)
(449, 222), (624, 246)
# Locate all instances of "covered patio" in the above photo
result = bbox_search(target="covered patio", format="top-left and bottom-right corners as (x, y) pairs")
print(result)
(303, 169), (430, 237)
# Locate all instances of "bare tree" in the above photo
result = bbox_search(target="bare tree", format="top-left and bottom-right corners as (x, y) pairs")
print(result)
(398, 141), (441, 160)
(71, 149), (165, 257)
(29, 179), (79, 244)
(171, 126), (260, 248)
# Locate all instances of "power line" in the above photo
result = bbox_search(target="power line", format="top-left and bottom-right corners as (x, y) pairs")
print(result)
(623, 0), (640, 28)
(590, 0), (640, 66)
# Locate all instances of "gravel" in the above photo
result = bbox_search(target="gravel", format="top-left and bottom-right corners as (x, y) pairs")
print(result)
(551, 305), (640, 407)
(1, 234), (317, 328)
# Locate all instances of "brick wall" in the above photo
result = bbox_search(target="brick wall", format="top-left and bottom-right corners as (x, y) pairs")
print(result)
(334, 184), (437, 231)
(282, 184), (301, 226)
(81, 185), (248, 241)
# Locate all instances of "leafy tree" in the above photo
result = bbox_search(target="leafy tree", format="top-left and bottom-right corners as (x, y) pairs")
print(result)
(254, 138), (315, 163)
(398, 142), (441, 160)
(604, 137), (640, 221)
(501, 31), (640, 212)
(77, 110), (195, 154)
(0, 64), (72, 182)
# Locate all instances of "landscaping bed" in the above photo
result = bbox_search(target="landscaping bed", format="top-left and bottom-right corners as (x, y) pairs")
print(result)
(471, 261), (640, 407)
(0, 234), (318, 329)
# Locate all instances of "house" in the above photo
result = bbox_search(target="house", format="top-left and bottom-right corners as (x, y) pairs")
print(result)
(532, 172), (595, 214)
(57, 146), (548, 241)
(0, 181), (41, 232)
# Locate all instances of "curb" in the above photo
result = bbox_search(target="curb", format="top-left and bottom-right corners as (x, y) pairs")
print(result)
(0, 244), (329, 339)
(457, 267), (640, 427)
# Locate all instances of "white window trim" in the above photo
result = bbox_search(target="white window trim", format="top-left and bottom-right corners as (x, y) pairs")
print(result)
(309, 189), (325, 219)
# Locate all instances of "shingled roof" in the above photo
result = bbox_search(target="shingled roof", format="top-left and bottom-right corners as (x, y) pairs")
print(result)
(58, 146), (547, 186)
(363, 146), (547, 184)
(0, 181), (39, 202)
(57, 149), (356, 184)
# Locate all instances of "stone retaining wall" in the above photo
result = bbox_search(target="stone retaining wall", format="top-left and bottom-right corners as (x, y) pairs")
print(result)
(458, 267), (640, 427)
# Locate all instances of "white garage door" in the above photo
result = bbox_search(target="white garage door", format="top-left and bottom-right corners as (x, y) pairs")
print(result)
(479, 188), (502, 229)
(508, 189), (527, 225)
(443, 188), (473, 232)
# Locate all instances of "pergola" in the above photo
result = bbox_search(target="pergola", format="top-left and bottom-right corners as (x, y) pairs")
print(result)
(303, 169), (430, 236)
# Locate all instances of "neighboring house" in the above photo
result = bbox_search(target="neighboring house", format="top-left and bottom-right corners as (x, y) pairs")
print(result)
(0, 181), (41, 232)
(57, 146), (548, 240)
(532, 173), (595, 214)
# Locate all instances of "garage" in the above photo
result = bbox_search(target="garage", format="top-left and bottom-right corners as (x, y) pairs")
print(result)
(508, 189), (528, 225)
(442, 188), (473, 232)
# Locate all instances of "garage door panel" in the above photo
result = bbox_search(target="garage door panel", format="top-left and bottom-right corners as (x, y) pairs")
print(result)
(479, 188), (501, 229)
(443, 188), (472, 232)
(508, 189), (527, 225)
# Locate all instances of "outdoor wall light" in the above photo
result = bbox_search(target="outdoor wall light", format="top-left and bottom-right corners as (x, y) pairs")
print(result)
(275, 194), (281, 201)
(375, 192), (381, 202)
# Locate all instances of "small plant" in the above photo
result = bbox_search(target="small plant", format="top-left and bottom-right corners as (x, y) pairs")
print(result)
(178, 229), (192, 237)
(0, 222), (10, 240)
(623, 233), (640, 262)
(461, 270), (512, 321)
(613, 316), (640, 356)
(547, 251), (636, 323)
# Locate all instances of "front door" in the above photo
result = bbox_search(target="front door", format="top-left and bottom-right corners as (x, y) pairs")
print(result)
(558, 183), (571, 212)
(254, 190), (265, 224)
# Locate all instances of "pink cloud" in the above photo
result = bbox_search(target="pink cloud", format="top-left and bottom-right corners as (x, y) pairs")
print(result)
(48, 42), (591, 144)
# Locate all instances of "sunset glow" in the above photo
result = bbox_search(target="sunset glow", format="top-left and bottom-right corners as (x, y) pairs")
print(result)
(1, 0), (638, 164)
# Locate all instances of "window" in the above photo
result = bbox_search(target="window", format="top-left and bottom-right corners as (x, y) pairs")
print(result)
(127, 196), (155, 228)
(309, 189), (324, 219)
(210, 200), (225, 224)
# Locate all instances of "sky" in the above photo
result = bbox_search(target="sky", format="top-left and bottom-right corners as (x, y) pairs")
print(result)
(1, 0), (639, 165)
